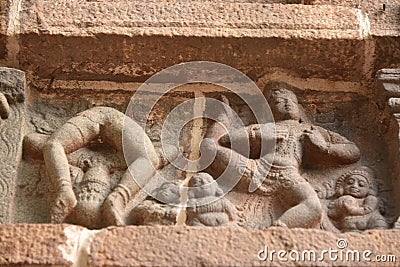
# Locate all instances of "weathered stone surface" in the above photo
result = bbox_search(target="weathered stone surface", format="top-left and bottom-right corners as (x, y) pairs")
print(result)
(361, 0), (400, 36)
(0, 0), (8, 61)
(20, 1), (362, 37)
(0, 67), (26, 223)
(89, 226), (400, 267)
(0, 224), (85, 266)
(0, 224), (398, 266)
(374, 37), (400, 76)
(18, 1), (370, 84)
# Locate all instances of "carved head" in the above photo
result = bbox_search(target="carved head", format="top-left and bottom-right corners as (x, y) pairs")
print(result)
(335, 166), (377, 198)
(154, 182), (180, 204)
(188, 172), (223, 199)
(265, 84), (301, 121)
(70, 163), (111, 229)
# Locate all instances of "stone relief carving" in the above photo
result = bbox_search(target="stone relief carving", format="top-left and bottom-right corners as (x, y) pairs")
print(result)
(321, 166), (388, 232)
(200, 85), (361, 229)
(9, 69), (397, 232)
(0, 68), (26, 223)
(375, 69), (400, 230)
(129, 181), (180, 226)
(186, 173), (238, 227)
(23, 106), (161, 228)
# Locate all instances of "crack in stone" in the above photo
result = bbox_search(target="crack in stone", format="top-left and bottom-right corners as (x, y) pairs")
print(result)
(59, 225), (99, 267)
(176, 91), (206, 225)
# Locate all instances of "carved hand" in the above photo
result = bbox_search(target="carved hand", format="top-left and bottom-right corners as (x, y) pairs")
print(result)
(301, 128), (328, 150)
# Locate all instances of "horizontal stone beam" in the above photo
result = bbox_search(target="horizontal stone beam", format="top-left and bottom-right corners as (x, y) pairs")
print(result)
(0, 0), (393, 92)
(0, 1), (396, 92)
(0, 224), (399, 266)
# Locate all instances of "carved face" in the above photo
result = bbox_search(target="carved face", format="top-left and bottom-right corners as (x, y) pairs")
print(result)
(188, 173), (219, 199)
(189, 175), (206, 187)
(343, 175), (370, 198)
(271, 94), (300, 121)
(155, 183), (180, 204)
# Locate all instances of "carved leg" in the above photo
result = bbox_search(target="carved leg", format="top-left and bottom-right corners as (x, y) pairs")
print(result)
(103, 157), (157, 226)
(275, 183), (322, 228)
(200, 138), (253, 192)
(44, 140), (77, 223)
(43, 120), (99, 223)
(101, 116), (160, 226)
(205, 95), (240, 141)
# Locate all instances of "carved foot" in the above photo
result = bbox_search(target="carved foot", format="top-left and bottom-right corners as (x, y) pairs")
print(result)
(272, 220), (288, 228)
(50, 186), (77, 223)
(102, 193), (126, 226)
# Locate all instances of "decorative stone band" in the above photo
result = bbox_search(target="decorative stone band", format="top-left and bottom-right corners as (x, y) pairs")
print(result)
(376, 68), (400, 216)
(0, 67), (26, 223)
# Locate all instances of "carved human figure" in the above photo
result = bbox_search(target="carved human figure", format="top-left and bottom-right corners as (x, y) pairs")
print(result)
(153, 181), (181, 205)
(200, 84), (361, 228)
(65, 155), (113, 228)
(186, 172), (238, 227)
(327, 166), (388, 232)
(129, 181), (180, 226)
(40, 106), (160, 225)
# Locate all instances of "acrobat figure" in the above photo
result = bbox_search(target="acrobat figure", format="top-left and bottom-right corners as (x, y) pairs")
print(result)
(186, 173), (238, 227)
(327, 166), (388, 232)
(25, 106), (160, 225)
(200, 84), (361, 228)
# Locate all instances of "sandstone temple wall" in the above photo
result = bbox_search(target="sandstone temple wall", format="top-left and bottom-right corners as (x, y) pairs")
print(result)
(0, 1), (398, 266)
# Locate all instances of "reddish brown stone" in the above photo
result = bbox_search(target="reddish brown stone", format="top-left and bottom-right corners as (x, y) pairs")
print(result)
(0, 224), (85, 267)
(18, 1), (368, 84)
(89, 226), (400, 267)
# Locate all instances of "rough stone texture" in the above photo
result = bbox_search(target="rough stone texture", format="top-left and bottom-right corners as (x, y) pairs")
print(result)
(18, 1), (371, 85)
(0, 67), (26, 223)
(0, 1), (397, 266)
(0, 224), (84, 266)
(14, 0), (399, 91)
(89, 226), (400, 267)
(20, 1), (362, 37)
(0, 0), (8, 61)
(0, 224), (397, 266)
(376, 69), (400, 213)
(363, 0), (400, 36)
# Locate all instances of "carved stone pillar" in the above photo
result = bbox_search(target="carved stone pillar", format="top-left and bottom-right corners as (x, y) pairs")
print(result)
(0, 67), (26, 223)
(376, 69), (400, 213)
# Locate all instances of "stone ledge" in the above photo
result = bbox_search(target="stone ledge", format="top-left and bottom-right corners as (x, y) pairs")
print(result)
(0, 0), (396, 91)
(0, 224), (83, 267)
(20, 1), (364, 39)
(0, 224), (398, 266)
